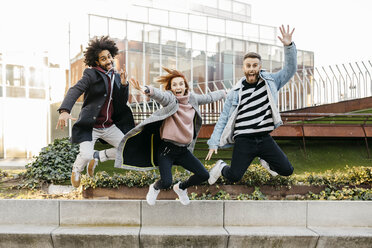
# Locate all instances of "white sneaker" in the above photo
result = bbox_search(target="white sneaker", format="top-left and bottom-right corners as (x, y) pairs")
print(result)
(259, 158), (278, 176)
(146, 183), (160, 206)
(173, 182), (190, 205)
(208, 160), (226, 185)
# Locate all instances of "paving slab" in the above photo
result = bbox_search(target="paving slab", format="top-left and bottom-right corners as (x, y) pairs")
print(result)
(52, 226), (140, 248)
(308, 227), (372, 248)
(0, 225), (57, 248)
(225, 226), (319, 248)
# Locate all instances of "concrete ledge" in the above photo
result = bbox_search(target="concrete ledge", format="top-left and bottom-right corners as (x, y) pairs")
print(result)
(0, 199), (59, 225)
(142, 200), (224, 226)
(0, 200), (371, 248)
(224, 201), (307, 226)
(140, 227), (228, 248)
(52, 226), (140, 248)
(307, 201), (372, 227)
(225, 226), (318, 248)
(59, 200), (140, 226)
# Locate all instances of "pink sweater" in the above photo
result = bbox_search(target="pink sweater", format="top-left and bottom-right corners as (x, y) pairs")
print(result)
(160, 94), (195, 145)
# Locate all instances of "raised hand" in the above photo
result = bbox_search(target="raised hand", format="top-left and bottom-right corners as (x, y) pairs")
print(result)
(56, 112), (77, 130)
(120, 66), (128, 86)
(278, 25), (295, 46)
(129, 77), (145, 93)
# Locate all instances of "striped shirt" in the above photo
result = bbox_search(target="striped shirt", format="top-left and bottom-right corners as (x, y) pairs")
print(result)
(233, 78), (274, 137)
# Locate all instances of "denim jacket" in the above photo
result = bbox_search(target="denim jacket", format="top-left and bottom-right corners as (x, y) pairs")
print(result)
(207, 42), (297, 149)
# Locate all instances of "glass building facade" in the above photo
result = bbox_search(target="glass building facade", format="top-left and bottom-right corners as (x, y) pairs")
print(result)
(70, 1), (314, 118)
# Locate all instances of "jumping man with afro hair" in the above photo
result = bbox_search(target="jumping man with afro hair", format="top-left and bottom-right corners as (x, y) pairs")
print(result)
(57, 36), (135, 188)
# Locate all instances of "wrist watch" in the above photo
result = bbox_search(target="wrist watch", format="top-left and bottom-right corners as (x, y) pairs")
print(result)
(144, 86), (150, 94)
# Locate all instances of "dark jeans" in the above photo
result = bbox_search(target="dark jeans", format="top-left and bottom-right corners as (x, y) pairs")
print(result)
(222, 134), (293, 182)
(154, 140), (209, 190)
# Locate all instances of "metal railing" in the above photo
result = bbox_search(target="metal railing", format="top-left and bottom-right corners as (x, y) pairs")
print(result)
(129, 60), (372, 123)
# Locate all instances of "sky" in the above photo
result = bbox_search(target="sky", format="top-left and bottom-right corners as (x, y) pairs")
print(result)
(0, 0), (371, 68)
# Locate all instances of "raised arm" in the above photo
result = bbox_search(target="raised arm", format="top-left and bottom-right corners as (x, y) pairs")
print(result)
(271, 25), (297, 90)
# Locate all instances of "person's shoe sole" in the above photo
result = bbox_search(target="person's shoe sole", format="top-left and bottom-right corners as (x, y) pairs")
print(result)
(173, 183), (190, 205)
(146, 183), (159, 206)
(71, 171), (81, 188)
(208, 160), (224, 185)
(87, 159), (98, 177)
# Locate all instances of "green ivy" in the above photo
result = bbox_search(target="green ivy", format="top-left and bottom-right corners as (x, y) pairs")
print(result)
(0, 169), (8, 178)
(81, 164), (372, 192)
(306, 186), (372, 200)
(21, 138), (79, 188)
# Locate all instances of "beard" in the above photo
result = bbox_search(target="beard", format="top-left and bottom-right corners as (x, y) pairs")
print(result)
(245, 71), (260, 84)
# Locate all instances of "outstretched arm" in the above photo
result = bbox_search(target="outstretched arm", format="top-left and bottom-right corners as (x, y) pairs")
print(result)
(193, 90), (226, 105)
(128, 78), (173, 107)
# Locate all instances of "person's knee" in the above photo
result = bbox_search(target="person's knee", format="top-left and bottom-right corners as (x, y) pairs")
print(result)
(228, 172), (243, 183)
(160, 178), (173, 189)
(279, 164), (294, 176)
(199, 171), (210, 182)
(78, 151), (94, 162)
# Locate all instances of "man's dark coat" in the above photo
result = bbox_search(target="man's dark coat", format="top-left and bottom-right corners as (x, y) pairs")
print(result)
(58, 68), (135, 143)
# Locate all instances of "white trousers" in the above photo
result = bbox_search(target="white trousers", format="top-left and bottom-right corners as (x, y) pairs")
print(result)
(72, 125), (124, 172)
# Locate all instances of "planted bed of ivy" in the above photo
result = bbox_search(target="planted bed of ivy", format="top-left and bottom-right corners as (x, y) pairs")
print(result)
(19, 138), (372, 200)
(79, 165), (372, 200)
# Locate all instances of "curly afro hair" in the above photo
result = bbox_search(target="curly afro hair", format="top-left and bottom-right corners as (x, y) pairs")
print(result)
(83, 36), (119, 67)
(156, 66), (189, 95)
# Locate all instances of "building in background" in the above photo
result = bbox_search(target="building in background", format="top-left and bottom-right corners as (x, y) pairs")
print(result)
(0, 51), (67, 158)
(69, 0), (314, 124)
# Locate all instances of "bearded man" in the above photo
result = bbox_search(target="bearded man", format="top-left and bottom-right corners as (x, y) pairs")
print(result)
(56, 36), (134, 187)
(206, 25), (297, 184)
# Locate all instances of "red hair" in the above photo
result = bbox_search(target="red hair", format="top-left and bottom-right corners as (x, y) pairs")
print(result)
(156, 67), (189, 94)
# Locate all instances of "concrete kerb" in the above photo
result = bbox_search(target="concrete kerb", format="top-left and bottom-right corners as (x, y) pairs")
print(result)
(0, 199), (371, 248)
(0, 200), (59, 248)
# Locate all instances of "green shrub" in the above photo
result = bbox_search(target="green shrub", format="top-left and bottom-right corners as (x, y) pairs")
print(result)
(306, 186), (372, 200)
(22, 138), (79, 188)
(81, 164), (372, 191)
(0, 169), (8, 178)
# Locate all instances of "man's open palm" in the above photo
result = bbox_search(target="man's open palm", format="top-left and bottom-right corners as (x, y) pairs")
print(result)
(278, 25), (295, 46)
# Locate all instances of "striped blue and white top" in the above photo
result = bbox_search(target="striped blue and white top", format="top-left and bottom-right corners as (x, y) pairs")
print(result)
(233, 78), (274, 138)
